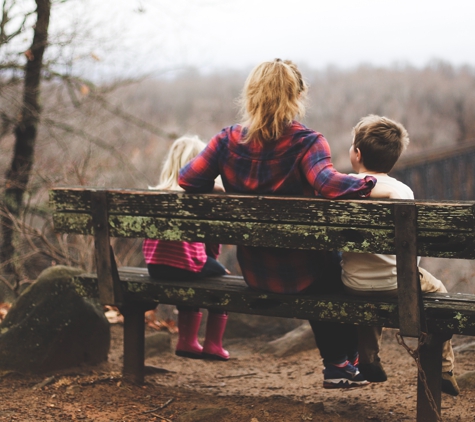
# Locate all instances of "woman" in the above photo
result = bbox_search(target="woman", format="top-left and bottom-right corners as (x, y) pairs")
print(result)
(179, 59), (383, 388)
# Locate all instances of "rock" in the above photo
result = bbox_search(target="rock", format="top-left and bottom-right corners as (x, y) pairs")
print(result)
(176, 407), (231, 422)
(259, 322), (316, 357)
(0, 265), (110, 373)
(217, 313), (303, 339)
(419, 257), (475, 293)
(144, 332), (171, 357)
(453, 340), (475, 353)
(456, 371), (475, 390)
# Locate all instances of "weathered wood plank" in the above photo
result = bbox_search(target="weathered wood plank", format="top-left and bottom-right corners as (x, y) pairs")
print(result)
(52, 212), (475, 258)
(49, 188), (475, 232)
(72, 269), (475, 336)
(91, 191), (123, 305)
(395, 203), (424, 337)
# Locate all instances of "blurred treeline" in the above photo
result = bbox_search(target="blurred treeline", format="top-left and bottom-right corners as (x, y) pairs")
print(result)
(3, 61), (473, 192)
(95, 60), (475, 187)
(1, 60), (475, 293)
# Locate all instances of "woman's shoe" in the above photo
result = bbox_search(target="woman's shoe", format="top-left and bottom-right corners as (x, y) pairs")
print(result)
(358, 360), (388, 382)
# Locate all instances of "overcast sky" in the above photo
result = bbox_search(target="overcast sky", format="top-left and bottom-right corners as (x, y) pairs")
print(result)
(61, 0), (475, 77)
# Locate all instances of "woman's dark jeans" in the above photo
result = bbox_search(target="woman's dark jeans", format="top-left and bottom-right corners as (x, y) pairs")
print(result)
(304, 251), (358, 366)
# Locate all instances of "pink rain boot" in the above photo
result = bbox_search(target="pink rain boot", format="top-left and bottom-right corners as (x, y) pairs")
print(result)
(175, 310), (203, 359)
(202, 312), (230, 361)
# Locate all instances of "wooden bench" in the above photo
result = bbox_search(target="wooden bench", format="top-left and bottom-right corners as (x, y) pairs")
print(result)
(49, 187), (475, 422)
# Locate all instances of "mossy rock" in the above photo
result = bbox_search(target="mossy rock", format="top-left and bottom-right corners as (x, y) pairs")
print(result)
(0, 266), (110, 373)
(457, 371), (475, 390)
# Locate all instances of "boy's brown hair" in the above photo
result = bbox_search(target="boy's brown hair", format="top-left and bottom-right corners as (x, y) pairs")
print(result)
(352, 115), (410, 173)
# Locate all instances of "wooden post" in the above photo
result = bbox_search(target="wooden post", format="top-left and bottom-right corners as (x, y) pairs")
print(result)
(394, 202), (422, 337)
(417, 334), (443, 420)
(121, 303), (156, 384)
(394, 203), (441, 421)
(91, 190), (123, 306)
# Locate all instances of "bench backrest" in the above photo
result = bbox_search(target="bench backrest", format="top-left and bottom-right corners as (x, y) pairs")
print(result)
(51, 188), (475, 258)
(50, 187), (475, 337)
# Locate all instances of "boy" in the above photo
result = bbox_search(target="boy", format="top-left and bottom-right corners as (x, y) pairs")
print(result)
(341, 114), (460, 396)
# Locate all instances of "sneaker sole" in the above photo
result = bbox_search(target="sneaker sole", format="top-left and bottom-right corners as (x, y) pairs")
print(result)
(323, 379), (370, 389)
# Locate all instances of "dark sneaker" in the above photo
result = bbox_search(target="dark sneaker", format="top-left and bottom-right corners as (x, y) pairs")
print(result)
(359, 360), (388, 382)
(442, 371), (460, 396)
(350, 354), (359, 367)
(323, 361), (370, 389)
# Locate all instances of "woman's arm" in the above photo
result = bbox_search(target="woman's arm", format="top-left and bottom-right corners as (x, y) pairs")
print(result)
(302, 134), (376, 199)
(179, 133), (223, 192)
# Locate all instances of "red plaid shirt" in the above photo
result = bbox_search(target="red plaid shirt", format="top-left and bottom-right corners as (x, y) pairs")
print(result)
(179, 122), (376, 293)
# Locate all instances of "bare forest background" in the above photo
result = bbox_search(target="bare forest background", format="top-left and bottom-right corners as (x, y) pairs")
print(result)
(1, 2), (475, 302)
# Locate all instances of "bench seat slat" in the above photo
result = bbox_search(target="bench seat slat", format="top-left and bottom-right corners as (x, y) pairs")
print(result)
(72, 269), (475, 336)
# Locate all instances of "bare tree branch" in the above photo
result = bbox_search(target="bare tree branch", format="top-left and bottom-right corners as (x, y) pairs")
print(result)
(94, 96), (175, 139)
(41, 117), (148, 184)
(0, 1), (35, 46)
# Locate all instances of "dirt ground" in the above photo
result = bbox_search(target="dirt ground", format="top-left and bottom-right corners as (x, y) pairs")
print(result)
(0, 323), (474, 422)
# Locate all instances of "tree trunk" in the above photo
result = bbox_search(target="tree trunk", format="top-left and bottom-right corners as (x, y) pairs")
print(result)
(1, 0), (51, 293)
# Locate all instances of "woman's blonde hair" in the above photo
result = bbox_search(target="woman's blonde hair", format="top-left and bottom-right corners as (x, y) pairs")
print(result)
(240, 58), (308, 144)
(150, 135), (206, 191)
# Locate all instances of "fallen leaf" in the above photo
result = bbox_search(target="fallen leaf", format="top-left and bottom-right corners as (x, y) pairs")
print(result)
(80, 85), (90, 96)
(24, 49), (34, 60)
(0, 303), (11, 321)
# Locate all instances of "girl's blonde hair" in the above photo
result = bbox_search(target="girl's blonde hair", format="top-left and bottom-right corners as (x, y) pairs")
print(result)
(240, 58), (308, 144)
(150, 135), (206, 191)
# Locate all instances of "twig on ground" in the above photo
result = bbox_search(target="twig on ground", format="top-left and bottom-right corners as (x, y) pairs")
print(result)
(33, 376), (56, 389)
(217, 372), (258, 379)
(79, 376), (122, 386)
(142, 397), (174, 414)
(149, 414), (173, 422)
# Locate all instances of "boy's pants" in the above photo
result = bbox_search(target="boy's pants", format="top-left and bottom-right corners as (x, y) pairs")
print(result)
(344, 267), (455, 372)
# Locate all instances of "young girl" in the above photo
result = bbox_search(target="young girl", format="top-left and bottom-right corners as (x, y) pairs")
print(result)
(178, 59), (390, 388)
(143, 135), (229, 361)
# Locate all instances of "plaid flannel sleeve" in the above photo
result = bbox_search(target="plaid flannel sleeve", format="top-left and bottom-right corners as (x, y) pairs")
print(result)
(301, 134), (376, 199)
(178, 133), (223, 192)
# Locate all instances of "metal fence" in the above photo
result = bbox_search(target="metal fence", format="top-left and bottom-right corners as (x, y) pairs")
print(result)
(389, 140), (475, 200)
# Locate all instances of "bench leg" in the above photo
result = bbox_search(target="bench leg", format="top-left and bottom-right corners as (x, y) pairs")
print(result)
(416, 334), (444, 422)
(121, 304), (155, 384)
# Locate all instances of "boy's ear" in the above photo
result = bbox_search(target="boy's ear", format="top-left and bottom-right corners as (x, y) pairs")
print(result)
(355, 147), (362, 162)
